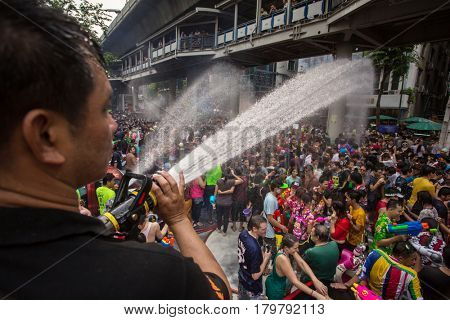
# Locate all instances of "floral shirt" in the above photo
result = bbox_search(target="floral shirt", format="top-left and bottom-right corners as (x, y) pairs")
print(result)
(371, 212), (393, 254)
(292, 206), (313, 241)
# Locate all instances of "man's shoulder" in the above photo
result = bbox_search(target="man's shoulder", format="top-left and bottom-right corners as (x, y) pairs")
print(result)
(239, 231), (257, 247)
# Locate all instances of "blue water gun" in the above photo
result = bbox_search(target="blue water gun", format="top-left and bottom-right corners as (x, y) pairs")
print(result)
(387, 221), (436, 236)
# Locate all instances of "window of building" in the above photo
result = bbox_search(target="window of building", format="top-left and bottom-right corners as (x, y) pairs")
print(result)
(288, 60), (297, 72)
(374, 68), (381, 89)
(382, 72), (389, 92)
(391, 74), (400, 91)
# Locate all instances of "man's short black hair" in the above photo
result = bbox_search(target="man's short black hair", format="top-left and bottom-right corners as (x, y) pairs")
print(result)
(420, 165), (436, 177)
(102, 173), (115, 185)
(347, 190), (361, 203)
(438, 186), (450, 198)
(0, 0), (105, 150)
(386, 199), (401, 211)
(350, 171), (362, 185)
(392, 241), (415, 259)
(417, 191), (433, 206)
(400, 165), (410, 175)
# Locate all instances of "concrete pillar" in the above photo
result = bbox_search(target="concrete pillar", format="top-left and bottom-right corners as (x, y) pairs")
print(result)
(234, 2), (239, 41)
(230, 69), (242, 116)
(175, 26), (179, 52)
(131, 86), (137, 113)
(286, 0), (292, 24)
(327, 42), (352, 143)
(168, 78), (177, 105)
(256, 0), (262, 34)
(214, 16), (219, 46)
(439, 100), (450, 148)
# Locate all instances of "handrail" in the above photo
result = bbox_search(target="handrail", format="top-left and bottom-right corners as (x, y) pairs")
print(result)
(120, 0), (353, 73)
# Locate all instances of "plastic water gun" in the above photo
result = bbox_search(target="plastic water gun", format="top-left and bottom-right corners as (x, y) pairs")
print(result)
(352, 283), (381, 300)
(314, 216), (329, 223)
(387, 221), (437, 236)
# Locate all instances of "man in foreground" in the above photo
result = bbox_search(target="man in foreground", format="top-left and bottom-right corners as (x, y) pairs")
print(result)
(0, 0), (230, 299)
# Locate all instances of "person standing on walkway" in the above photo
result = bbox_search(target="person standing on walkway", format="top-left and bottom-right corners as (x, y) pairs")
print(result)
(204, 165), (222, 224)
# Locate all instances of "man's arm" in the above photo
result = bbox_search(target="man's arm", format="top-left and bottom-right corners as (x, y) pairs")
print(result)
(267, 214), (288, 233)
(218, 186), (235, 195)
(152, 171), (231, 298)
(293, 252), (328, 296)
(231, 170), (244, 185)
(376, 235), (407, 248)
(251, 251), (271, 280)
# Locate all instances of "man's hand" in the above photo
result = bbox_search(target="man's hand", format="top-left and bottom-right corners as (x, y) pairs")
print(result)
(330, 282), (347, 290)
(152, 171), (186, 227)
(330, 213), (337, 224)
(280, 225), (288, 233)
(263, 250), (272, 261)
(394, 234), (409, 242)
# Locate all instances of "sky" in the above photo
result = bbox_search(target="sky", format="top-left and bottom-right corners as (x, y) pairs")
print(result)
(84, 0), (128, 35)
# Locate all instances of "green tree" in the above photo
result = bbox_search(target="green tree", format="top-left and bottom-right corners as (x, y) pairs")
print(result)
(370, 46), (418, 127)
(103, 52), (119, 66)
(42, 0), (111, 41)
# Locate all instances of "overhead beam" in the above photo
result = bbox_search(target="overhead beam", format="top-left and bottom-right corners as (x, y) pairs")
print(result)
(352, 29), (382, 46)
(303, 39), (333, 52)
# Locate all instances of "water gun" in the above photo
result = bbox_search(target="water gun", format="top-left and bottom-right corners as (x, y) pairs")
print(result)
(314, 216), (329, 223)
(387, 221), (437, 237)
(352, 283), (381, 300)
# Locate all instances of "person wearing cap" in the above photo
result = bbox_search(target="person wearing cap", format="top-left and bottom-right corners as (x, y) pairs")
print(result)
(410, 209), (445, 267)
(371, 199), (407, 254)
(359, 241), (422, 300)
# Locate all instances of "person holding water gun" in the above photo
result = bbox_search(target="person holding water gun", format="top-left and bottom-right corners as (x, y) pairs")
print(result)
(371, 199), (408, 254)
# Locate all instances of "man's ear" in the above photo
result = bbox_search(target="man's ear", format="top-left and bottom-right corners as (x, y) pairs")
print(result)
(22, 109), (66, 165)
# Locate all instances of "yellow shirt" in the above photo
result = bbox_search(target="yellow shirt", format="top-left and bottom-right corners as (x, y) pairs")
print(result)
(347, 206), (366, 246)
(408, 177), (435, 206)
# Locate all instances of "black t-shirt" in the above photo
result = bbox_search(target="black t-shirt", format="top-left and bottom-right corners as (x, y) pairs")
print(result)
(111, 151), (123, 170)
(419, 266), (450, 300)
(0, 207), (227, 299)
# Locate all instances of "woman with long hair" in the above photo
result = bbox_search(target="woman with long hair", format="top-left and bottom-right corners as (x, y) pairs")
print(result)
(329, 201), (350, 251)
(214, 168), (243, 236)
(265, 234), (329, 300)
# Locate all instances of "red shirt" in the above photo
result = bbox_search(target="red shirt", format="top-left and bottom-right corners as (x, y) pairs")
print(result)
(331, 217), (350, 241)
(272, 209), (285, 233)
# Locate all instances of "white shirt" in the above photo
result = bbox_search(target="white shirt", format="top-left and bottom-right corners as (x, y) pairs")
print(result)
(332, 153), (340, 163)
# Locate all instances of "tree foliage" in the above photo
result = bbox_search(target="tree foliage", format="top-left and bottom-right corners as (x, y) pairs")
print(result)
(103, 52), (120, 66)
(369, 46), (418, 126)
(42, 0), (111, 41)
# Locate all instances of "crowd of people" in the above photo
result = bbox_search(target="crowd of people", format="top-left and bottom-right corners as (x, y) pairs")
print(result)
(225, 125), (449, 300)
(93, 113), (450, 300)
